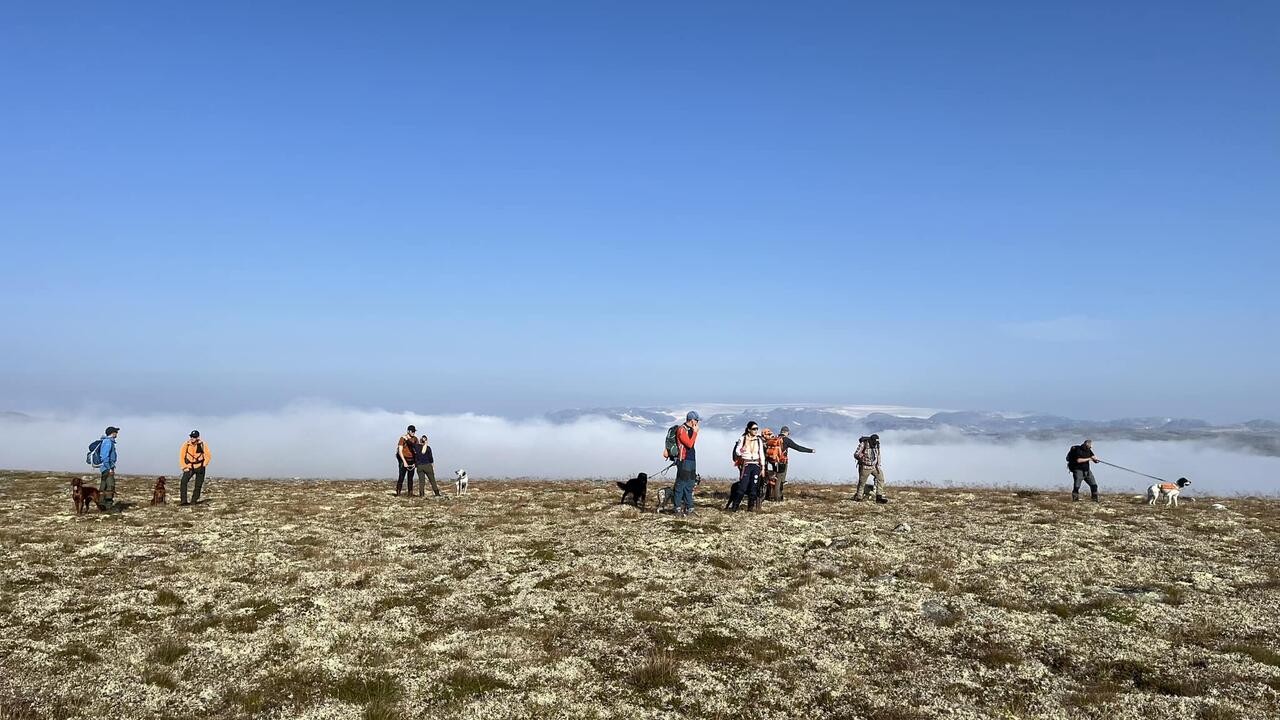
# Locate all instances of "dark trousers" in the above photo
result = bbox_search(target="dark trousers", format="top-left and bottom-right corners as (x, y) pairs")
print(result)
(674, 462), (696, 511)
(180, 467), (206, 504)
(1071, 468), (1098, 500)
(730, 463), (762, 510)
(396, 456), (415, 494)
(416, 464), (440, 497)
(100, 468), (116, 505)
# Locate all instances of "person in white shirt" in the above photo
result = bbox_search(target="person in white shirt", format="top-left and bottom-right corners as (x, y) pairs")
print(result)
(729, 421), (767, 511)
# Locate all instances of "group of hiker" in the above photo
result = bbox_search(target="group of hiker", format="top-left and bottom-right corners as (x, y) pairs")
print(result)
(664, 411), (834, 516)
(725, 421), (819, 510)
(664, 411), (1116, 514)
(79, 418), (1113, 513)
(86, 426), (212, 509)
(395, 425), (440, 497)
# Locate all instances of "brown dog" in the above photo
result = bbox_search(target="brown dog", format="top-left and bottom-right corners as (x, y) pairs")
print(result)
(151, 476), (167, 506)
(70, 477), (103, 514)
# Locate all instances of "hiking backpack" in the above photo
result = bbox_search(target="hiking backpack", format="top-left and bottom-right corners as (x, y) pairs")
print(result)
(731, 440), (744, 469)
(765, 436), (785, 464)
(663, 425), (681, 461)
(86, 439), (104, 467)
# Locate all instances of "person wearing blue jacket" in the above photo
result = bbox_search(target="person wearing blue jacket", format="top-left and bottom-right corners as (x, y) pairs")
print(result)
(99, 426), (120, 507)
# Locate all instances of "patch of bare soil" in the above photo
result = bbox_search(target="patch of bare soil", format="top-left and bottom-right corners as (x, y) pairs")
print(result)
(1, 471), (1278, 719)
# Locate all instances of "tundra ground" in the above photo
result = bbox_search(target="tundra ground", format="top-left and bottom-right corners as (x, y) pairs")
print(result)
(1, 471), (1278, 720)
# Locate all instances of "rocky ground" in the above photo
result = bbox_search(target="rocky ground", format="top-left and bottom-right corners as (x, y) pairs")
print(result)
(1, 470), (1278, 720)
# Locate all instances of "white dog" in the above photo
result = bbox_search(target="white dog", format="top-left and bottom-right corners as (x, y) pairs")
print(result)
(454, 469), (469, 496)
(1147, 477), (1191, 507)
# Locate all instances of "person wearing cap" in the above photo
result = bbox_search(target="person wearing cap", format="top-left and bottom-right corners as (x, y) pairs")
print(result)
(395, 425), (418, 496)
(1066, 439), (1101, 502)
(673, 411), (700, 515)
(179, 430), (212, 505)
(768, 426), (814, 502)
(99, 426), (120, 507)
(853, 434), (887, 503)
(414, 433), (441, 497)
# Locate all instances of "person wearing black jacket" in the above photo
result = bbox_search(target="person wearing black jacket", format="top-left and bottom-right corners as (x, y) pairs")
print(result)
(1066, 439), (1101, 502)
(768, 426), (814, 501)
(415, 435), (441, 497)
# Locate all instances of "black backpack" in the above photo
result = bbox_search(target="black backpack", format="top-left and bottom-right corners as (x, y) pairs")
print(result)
(663, 424), (682, 461)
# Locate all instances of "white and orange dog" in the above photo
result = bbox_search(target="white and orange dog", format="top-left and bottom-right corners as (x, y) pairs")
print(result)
(1148, 477), (1191, 507)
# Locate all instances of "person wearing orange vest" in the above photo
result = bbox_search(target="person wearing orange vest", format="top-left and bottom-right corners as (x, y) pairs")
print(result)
(767, 425), (813, 501)
(178, 430), (212, 505)
(395, 425), (418, 496)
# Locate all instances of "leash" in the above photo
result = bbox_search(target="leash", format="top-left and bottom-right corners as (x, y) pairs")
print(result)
(1096, 460), (1167, 483)
(649, 462), (676, 478)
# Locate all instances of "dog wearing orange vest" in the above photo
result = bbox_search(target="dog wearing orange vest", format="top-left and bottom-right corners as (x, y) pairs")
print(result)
(1147, 477), (1191, 507)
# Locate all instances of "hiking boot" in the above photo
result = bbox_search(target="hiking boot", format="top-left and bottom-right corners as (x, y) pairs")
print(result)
(852, 494), (864, 502)
(875, 495), (888, 505)
(1072, 495), (1080, 502)
(179, 501), (190, 506)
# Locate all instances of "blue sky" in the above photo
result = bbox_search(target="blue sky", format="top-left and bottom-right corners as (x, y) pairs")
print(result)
(3, 1), (1277, 421)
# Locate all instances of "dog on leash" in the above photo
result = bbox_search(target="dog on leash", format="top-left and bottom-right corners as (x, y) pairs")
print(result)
(652, 474), (700, 514)
(70, 477), (103, 514)
(1148, 477), (1191, 507)
(653, 486), (674, 513)
(617, 473), (648, 509)
(454, 469), (469, 496)
(151, 476), (167, 506)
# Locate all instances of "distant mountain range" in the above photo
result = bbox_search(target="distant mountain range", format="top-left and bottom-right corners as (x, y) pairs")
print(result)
(546, 405), (1280, 455)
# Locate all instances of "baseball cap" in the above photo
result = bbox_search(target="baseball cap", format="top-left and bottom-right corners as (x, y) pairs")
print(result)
(686, 411), (701, 422)
(105, 426), (120, 435)
(189, 430), (200, 438)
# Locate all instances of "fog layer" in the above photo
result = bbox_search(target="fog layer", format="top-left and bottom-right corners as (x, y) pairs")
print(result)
(1, 405), (1276, 495)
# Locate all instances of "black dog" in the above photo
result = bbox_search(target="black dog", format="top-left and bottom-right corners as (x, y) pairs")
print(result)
(617, 473), (648, 509)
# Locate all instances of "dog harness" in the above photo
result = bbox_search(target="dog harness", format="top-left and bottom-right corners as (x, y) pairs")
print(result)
(1159, 483), (1178, 492)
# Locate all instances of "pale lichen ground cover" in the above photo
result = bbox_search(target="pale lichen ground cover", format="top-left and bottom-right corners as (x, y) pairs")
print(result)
(1, 471), (1278, 720)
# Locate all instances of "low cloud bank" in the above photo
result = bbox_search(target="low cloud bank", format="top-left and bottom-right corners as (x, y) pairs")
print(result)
(1, 404), (1276, 495)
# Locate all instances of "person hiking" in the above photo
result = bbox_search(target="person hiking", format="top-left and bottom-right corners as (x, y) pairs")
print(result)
(853, 434), (887, 503)
(415, 434), (441, 497)
(98, 426), (120, 508)
(1066, 439), (1101, 502)
(673, 411), (700, 516)
(730, 421), (767, 511)
(767, 425), (813, 501)
(395, 425), (418, 496)
(178, 430), (212, 505)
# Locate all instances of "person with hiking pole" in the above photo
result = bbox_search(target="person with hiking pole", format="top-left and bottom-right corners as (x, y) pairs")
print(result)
(673, 411), (700, 516)
(179, 430), (212, 505)
(415, 434), (441, 497)
(395, 425), (418, 496)
(1066, 439), (1101, 502)
(730, 421), (767, 511)
(767, 425), (813, 502)
(853, 434), (887, 503)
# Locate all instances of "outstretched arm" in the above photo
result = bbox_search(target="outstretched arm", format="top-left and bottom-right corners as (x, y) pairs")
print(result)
(784, 437), (813, 453)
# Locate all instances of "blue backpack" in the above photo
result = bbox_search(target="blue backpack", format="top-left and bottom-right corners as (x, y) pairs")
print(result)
(86, 439), (104, 467)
